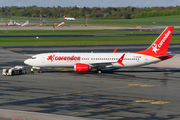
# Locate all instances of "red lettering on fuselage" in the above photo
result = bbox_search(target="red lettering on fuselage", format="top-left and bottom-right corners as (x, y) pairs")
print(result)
(48, 54), (55, 61)
(47, 54), (81, 62)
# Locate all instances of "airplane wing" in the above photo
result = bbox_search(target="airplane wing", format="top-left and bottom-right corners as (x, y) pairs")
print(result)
(89, 62), (114, 67)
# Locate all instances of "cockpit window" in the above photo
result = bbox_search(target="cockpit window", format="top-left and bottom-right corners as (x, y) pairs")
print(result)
(30, 57), (36, 59)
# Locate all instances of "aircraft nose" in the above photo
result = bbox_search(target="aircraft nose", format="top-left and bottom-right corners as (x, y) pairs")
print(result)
(24, 59), (30, 65)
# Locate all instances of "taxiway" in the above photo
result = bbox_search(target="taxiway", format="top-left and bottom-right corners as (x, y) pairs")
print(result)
(0, 45), (180, 120)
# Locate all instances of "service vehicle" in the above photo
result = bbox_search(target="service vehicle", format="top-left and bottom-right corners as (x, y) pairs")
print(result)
(2, 66), (26, 76)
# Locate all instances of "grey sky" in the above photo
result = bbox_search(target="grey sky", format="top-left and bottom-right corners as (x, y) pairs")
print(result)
(1, 0), (180, 7)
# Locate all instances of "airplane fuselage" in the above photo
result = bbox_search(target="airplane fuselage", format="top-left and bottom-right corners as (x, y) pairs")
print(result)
(24, 53), (160, 68)
(65, 18), (75, 21)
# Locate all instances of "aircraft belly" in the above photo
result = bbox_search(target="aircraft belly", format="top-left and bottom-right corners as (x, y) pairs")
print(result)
(34, 60), (73, 67)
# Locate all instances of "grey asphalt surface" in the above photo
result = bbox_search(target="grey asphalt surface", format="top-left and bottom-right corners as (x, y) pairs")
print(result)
(1, 25), (180, 38)
(1, 24), (180, 30)
(0, 45), (180, 120)
(3, 43), (180, 55)
(0, 25), (138, 30)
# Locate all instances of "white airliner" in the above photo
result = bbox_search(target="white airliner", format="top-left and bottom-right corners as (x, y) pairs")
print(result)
(6, 20), (29, 26)
(63, 15), (75, 21)
(57, 22), (65, 27)
(6, 20), (20, 26)
(24, 26), (174, 73)
(21, 20), (29, 27)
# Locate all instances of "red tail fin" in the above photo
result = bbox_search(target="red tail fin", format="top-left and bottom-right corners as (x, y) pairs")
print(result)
(63, 15), (65, 19)
(136, 26), (174, 57)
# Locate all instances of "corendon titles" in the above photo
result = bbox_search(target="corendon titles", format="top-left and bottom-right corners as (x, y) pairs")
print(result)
(47, 54), (81, 62)
(158, 30), (171, 48)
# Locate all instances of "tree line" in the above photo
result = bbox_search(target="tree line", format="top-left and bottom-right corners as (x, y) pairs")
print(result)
(0, 5), (180, 19)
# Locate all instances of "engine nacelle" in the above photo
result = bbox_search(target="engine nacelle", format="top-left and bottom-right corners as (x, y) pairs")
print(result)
(74, 63), (89, 72)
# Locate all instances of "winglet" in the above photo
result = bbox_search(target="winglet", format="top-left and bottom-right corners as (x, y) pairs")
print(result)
(117, 54), (125, 66)
(113, 48), (117, 53)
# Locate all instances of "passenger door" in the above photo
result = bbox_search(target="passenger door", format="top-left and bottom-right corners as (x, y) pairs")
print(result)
(41, 55), (46, 63)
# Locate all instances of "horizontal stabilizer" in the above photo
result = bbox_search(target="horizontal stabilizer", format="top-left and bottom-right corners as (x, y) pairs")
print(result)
(156, 55), (173, 60)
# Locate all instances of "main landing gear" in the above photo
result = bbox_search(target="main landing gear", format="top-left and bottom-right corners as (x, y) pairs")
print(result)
(38, 69), (42, 73)
(97, 68), (102, 73)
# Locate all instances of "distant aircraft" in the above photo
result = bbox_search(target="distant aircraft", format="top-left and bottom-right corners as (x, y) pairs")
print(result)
(6, 20), (29, 26)
(6, 20), (21, 26)
(57, 22), (65, 27)
(21, 20), (29, 27)
(14, 21), (21, 26)
(63, 15), (75, 21)
(6, 20), (15, 26)
(24, 26), (174, 73)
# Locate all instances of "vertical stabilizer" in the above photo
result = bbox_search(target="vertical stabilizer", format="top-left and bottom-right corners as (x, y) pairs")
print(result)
(136, 26), (174, 57)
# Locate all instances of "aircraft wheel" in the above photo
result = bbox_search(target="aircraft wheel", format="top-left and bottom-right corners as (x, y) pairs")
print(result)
(97, 69), (101, 73)
(12, 72), (15, 75)
(38, 69), (42, 73)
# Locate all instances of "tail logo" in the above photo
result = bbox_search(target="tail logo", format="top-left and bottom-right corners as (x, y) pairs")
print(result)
(152, 30), (171, 53)
(158, 30), (171, 48)
(152, 44), (160, 53)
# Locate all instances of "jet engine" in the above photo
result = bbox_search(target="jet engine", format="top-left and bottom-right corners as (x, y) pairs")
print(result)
(74, 63), (89, 72)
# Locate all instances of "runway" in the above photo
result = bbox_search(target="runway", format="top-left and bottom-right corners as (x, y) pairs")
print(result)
(3, 43), (180, 55)
(1, 25), (180, 30)
(0, 45), (180, 120)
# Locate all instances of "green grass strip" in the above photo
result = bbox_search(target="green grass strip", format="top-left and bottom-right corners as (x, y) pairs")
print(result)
(0, 36), (179, 46)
